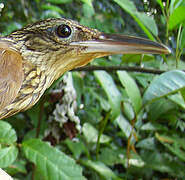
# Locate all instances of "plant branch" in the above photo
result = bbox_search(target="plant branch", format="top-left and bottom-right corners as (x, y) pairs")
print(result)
(71, 65), (166, 74)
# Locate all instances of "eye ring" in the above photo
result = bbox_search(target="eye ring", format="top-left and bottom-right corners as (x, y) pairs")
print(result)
(56, 24), (72, 38)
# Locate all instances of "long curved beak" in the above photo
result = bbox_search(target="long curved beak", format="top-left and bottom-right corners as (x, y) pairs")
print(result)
(70, 33), (170, 55)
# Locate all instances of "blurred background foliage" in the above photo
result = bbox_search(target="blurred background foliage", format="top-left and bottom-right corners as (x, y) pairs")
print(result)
(0, 0), (185, 180)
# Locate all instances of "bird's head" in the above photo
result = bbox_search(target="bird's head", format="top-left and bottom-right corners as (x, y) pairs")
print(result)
(9, 18), (170, 80)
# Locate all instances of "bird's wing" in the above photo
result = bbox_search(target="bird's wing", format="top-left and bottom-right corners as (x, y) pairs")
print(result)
(0, 40), (24, 111)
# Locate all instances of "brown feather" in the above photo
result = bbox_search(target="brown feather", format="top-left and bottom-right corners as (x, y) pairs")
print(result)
(0, 40), (23, 111)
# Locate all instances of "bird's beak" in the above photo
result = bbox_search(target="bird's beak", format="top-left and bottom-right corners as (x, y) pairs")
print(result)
(70, 33), (170, 55)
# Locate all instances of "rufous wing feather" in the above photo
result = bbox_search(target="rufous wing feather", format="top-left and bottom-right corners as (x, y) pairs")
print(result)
(0, 40), (23, 111)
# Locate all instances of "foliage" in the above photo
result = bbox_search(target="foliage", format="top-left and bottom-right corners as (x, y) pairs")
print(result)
(0, 0), (185, 179)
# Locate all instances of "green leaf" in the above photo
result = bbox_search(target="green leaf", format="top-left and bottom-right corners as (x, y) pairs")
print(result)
(65, 139), (86, 159)
(169, 6), (185, 30)
(4, 160), (27, 175)
(82, 123), (111, 143)
(41, 5), (64, 14)
(180, 26), (185, 49)
(82, 3), (94, 18)
(22, 139), (85, 180)
(136, 137), (156, 150)
(0, 146), (18, 168)
(115, 114), (135, 141)
(148, 98), (176, 121)
(46, 0), (72, 4)
(135, 12), (158, 36)
(143, 70), (185, 104)
(113, 0), (157, 39)
(81, 160), (120, 180)
(168, 92), (185, 109)
(117, 71), (142, 114)
(141, 122), (168, 131)
(142, 151), (185, 177)
(156, 0), (164, 11)
(122, 54), (154, 63)
(156, 133), (185, 161)
(94, 71), (122, 119)
(0, 121), (17, 144)
(99, 148), (124, 166)
(180, 88), (185, 101)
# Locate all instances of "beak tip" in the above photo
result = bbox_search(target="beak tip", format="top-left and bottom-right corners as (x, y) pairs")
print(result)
(165, 46), (172, 54)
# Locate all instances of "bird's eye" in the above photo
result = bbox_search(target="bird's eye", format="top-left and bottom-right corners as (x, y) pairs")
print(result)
(56, 24), (72, 38)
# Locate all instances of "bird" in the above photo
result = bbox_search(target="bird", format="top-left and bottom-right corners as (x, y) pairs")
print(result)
(0, 18), (170, 120)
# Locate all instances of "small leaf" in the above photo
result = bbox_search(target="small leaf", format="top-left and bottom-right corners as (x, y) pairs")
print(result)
(117, 71), (142, 114)
(0, 121), (17, 144)
(94, 71), (122, 119)
(143, 70), (185, 104)
(22, 139), (85, 180)
(0, 146), (18, 168)
(169, 6), (185, 30)
(82, 123), (111, 143)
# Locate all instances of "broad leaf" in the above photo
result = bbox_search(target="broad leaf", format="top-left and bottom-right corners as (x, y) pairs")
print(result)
(143, 70), (185, 104)
(22, 139), (85, 180)
(0, 121), (17, 144)
(113, 0), (157, 39)
(169, 6), (185, 30)
(0, 146), (18, 168)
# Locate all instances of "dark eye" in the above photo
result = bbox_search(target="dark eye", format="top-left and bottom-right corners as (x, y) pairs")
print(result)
(56, 24), (72, 38)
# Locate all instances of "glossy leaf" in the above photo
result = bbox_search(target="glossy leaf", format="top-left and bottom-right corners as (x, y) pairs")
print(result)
(115, 114), (135, 141)
(122, 54), (154, 63)
(168, 93), (185, 109)
(113, 0), (157, 39)
(169, 6), (185, 30)
(0, 121), (17, 144)
(136, 137), (156, 150)
(117, 71), (142, 114)
(81, 160), (119, 180)
(82, 123), (111, 143)
(143, 70), (185, 104)
(94, 71), (122, 119)
(22, 139), (85, 180)
(0, 146), (18, 168)
(141, 122), (168, 131)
